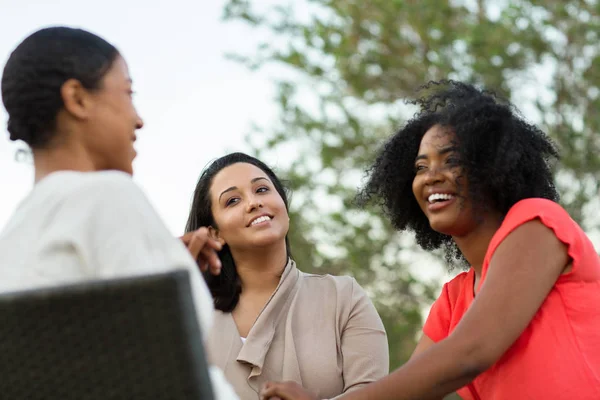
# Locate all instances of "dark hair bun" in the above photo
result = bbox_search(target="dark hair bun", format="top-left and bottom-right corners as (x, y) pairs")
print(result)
(1, 27), (118, 148)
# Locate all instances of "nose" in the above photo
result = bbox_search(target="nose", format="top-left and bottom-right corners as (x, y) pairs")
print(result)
(246, 195), (263, 213)
(422, 165), (445, 186)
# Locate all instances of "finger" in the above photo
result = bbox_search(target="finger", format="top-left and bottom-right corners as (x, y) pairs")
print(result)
(187, 232), (207, 261)
(189, 228), (222, 253)
(180, 227), (209, 247)
(199, 246), (222, 275)
(179, 231), (194, 246)
(260, 384), (289, 399)
(260, 382), (274, 400)
(204, 236), (222, 251)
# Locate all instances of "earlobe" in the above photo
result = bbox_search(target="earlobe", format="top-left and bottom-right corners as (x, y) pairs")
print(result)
(208, 226), (226, 246)
(60, 79), (90, 120)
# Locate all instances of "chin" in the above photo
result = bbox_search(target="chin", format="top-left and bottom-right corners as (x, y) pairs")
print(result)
(116, 163), (134, 176)
(251, 232), (287, 248)
(428, 219), (457, 236)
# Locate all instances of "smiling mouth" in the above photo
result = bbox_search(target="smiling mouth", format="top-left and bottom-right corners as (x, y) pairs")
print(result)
(427, 193), (455, 203)
(249, 215), (272, 226)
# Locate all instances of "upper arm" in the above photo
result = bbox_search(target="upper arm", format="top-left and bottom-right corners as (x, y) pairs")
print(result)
(339, 280), (389, 393)
(449, 219), (569, 369)
(70, 176), (215, 333)
(80, 177), (190, 275)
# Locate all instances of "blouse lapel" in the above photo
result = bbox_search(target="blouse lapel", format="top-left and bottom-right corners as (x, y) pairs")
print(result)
(237, 258), (301, 392)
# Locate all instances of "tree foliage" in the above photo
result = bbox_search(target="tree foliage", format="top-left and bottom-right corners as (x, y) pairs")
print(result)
(222, 0), (600, 380)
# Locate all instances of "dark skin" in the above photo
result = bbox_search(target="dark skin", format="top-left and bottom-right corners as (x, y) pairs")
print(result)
(260, 125), (571, 400)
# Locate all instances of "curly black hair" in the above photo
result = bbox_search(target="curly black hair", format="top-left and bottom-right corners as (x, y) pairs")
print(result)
(185, 152), (292, 312)
(2, 27), (119, 149)
(358, 80), (559, 265)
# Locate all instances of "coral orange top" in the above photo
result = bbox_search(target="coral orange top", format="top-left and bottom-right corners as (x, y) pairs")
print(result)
(423, 198), (600, 400)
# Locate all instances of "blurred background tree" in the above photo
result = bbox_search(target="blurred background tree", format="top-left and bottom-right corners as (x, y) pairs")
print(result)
(221, 0), (600, 396)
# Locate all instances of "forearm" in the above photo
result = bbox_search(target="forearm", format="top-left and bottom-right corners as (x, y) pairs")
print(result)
(340, 336), (482, 400)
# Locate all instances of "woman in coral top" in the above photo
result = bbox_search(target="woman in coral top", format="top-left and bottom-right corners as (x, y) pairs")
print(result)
(260, 81), (600, 400)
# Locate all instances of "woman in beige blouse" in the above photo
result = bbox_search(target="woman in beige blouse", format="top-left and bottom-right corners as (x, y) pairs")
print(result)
(185, 152), (389, 400)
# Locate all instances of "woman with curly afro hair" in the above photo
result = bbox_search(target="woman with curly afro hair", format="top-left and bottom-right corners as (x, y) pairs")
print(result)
(260, 81), (600, 400)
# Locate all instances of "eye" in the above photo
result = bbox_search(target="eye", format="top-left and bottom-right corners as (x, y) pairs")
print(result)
(257, 186), (270, 193)
(225, 197), (240, 207)
(446, 156), (460, 166)
(414, 164), (427, 173)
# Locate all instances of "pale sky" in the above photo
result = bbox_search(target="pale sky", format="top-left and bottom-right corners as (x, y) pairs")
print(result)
(0, 0), (281, 234)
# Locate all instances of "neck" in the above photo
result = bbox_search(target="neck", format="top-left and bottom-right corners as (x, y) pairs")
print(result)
(33, 143), (96, 183)
(452, 213), (503, 276)
(231, 241), (289, 294)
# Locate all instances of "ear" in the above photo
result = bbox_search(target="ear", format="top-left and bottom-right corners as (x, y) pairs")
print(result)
(208, 226), (226, 246)
(60, 78), (94, 120)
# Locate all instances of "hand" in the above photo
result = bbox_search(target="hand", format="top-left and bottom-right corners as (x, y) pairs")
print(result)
(260, 381), (318, 400)
(180, 227), (222, 275)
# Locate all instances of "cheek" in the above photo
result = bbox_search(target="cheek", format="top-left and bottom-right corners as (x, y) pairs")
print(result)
(92, 107), (127, 144)
(213, 212), (236, 236)
(280, 210), (290, 232)
(209, 205), (230, 235)
(454, 173), (467, 193)
(104, 97), (131, 126)
(270, 197), (290, 230)
(273, 198), (288, 217)
(411, 177), (420, 201)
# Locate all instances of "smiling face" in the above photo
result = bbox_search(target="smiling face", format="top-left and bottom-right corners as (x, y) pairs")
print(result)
(412, 124), (479, 237)
(80, 55), (144, 175)
(209, 162), (290, 251)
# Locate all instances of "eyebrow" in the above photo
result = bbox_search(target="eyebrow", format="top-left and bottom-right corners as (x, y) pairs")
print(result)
(218, 177), (270, 201)
(415, 146), (458, 162)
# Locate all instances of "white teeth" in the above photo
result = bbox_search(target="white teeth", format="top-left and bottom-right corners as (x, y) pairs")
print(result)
(428, 193), (455, 203)
(250, 216), (271, 226)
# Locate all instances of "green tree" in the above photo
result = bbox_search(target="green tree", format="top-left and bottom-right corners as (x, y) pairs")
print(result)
(221, 0), (600, 395)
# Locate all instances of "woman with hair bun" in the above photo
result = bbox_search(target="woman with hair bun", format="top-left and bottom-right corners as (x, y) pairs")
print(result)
(0, 26), (237, 400)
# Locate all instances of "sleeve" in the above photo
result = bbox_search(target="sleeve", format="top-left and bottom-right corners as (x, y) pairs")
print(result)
(482, 198), (584, 279)
(334, 279), (389, 397)
(423, 283), (452, 343)
(61, 175), (239, 399)
(68, 175), (214, 333)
